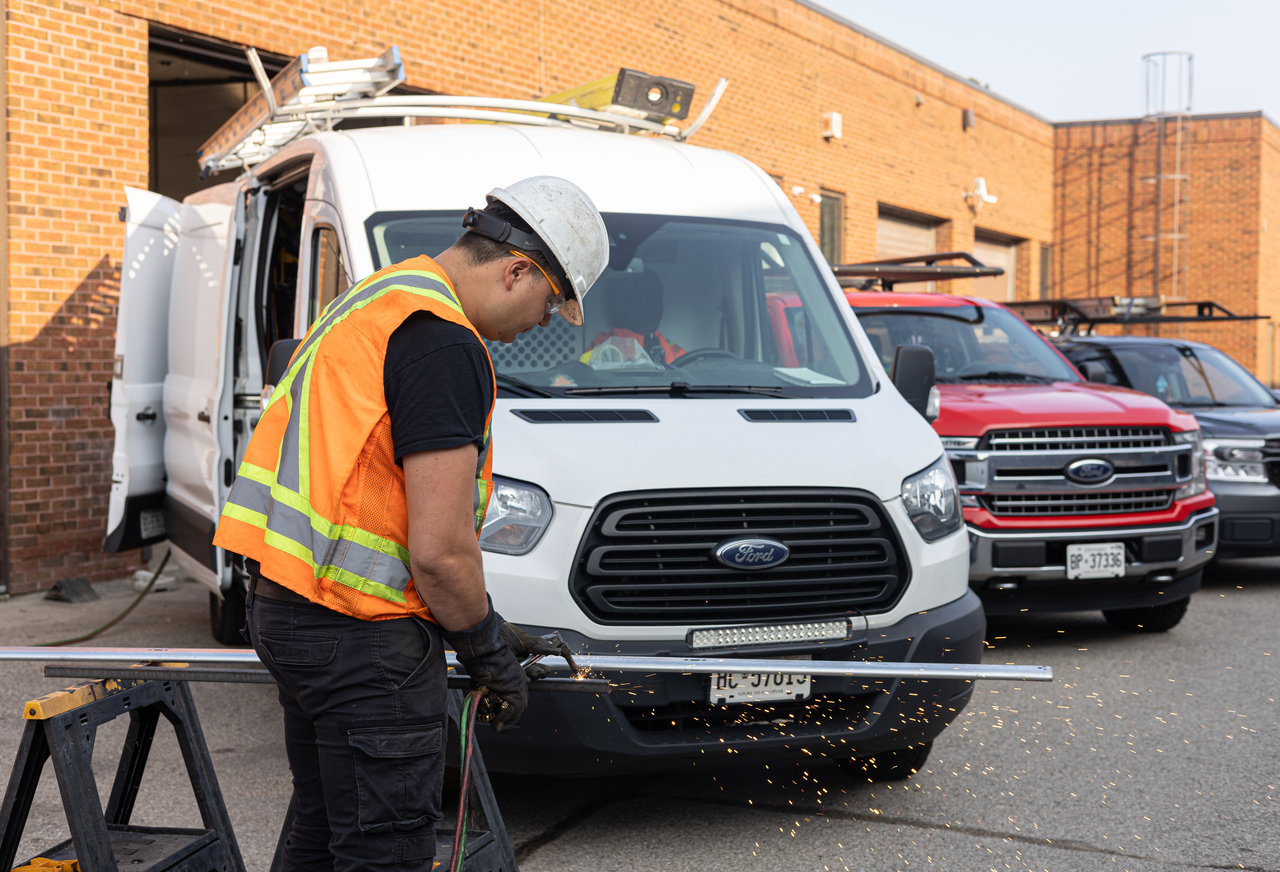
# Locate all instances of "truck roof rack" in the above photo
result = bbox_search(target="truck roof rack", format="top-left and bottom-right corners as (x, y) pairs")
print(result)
(1007, 297), (1270, 335)
(198, 46), (730, 177)
(831, 252), (1004, 291)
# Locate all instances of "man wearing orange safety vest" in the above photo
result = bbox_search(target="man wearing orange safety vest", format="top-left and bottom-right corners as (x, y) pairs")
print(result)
(213, 177), (609, 872)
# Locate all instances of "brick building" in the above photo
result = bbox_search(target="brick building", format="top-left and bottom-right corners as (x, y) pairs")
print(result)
(1053, 112), (1280, 381)
(0, 0), (1059, 593)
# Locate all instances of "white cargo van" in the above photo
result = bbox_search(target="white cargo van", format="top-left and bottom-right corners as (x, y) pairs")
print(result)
(105, 53), (980, 776)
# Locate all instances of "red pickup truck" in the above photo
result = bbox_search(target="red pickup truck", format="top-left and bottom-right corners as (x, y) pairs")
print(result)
(836, 292), (1218, 631)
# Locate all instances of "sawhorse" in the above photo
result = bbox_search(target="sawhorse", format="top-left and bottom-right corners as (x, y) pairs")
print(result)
(1, 664), (531, 871)
(0, 677), (245, 871)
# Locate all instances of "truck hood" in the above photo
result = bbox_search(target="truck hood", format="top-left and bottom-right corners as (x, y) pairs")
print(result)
(934, 381), (1198, 437)
(489, 392), (943, 507)
(1185, 404), (1280, 439)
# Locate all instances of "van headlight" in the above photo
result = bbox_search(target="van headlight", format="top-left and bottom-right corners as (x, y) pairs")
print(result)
(901, 455), (962, 541)
(479, 478), (553, 555)
(1174, 429), (1208, 498)
(1202, 437), (1268, 484)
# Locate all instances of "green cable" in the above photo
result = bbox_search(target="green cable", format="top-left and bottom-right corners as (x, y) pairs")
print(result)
(452, 690), (481, 872)
(38, 549), (172, 647)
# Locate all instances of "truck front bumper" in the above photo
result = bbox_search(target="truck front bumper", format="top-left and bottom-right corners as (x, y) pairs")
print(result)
(969, 507), (1218, 614)
(476, 591), (986, 775)
(1209, 481), (1280, 557)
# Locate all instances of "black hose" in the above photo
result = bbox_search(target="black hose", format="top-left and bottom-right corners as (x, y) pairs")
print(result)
(37, 549), (172, 647)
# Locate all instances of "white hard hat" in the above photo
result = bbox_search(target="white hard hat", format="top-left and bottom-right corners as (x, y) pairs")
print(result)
(463, 176), (608, 326)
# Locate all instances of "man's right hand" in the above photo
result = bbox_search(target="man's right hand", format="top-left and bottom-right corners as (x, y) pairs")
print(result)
(441, 599), (528, 733)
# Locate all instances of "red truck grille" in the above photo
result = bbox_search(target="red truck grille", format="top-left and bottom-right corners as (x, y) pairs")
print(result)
(983, 490), (1175, 516)
(985, 427), (1169, 452)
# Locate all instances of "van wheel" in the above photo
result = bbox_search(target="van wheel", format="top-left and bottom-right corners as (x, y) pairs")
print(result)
(210, 582), (249, 647)
(841, 741), (932, 782)
(1102, 597), (1190, 633)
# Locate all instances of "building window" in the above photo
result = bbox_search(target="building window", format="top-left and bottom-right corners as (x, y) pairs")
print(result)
(768, 173), (784, 188)
(1039, 244), (1053, 299)
(972, 232), (1021, 302)
(819, 190), (845, 264)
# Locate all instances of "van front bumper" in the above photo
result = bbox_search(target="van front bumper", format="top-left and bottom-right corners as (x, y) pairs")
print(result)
(475, 591), (985, 775)
(969, 507), (1218, 614)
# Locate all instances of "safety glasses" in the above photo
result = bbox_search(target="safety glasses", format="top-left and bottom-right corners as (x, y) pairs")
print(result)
(509, 250), (566, 316)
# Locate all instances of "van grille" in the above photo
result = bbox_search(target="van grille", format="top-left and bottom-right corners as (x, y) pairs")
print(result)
(570, 489), (908, 625)
(982, 489), (1174, 516)
(985, 427), (1169, 452)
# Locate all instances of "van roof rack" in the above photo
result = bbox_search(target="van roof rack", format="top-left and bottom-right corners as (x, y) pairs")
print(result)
(831, 252), (1004, 291)
(198, 46), (730, 177)
(1007, 297), (1270, 335)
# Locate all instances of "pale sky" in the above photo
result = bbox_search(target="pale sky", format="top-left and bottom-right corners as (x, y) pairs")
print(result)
(817, 0), (1280, 123)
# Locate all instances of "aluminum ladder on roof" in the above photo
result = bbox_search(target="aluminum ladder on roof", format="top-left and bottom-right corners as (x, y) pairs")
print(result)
(197, 46), (730, 177)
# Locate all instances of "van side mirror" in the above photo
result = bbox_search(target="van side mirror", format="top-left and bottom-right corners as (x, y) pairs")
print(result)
(891, 345), (938, 422)
(1081, 361), (1109, 384)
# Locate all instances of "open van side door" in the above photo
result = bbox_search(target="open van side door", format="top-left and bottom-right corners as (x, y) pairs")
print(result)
(162, 183), (239, 591)
(103, 188), (182, 553)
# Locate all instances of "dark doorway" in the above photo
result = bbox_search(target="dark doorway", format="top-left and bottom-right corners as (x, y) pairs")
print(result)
(148, 25), (290, 201)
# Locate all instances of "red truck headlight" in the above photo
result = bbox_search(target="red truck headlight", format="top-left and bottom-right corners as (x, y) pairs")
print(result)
(1173, 430), (1207, 499)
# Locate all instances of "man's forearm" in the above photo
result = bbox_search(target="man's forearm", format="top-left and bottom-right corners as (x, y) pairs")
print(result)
(413, 548), (491, 632)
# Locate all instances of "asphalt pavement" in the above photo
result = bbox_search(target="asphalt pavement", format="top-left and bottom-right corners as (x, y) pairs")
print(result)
(0, 560), (1274, 872)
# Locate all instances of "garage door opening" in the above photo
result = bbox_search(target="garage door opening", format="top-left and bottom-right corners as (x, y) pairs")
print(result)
(148, 24), (425, 202)
(148, 25), (290, 201)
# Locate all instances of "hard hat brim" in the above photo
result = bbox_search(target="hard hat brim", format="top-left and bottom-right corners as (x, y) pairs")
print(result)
(558, 297), (583, 327)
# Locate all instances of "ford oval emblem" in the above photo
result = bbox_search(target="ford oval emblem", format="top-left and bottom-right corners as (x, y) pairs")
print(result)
(1065, 458), (1115, 485)
(713, 538), (790, 571)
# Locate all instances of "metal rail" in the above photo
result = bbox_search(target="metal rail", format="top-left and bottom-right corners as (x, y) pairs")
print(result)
(0, 647), (1051, 682)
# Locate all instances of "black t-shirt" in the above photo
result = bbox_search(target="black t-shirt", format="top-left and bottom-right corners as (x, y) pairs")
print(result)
(383, 311), (493, 464)
(244, 313), (490, 583)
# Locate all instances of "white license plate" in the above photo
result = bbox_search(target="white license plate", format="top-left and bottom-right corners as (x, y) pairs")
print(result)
(1066, 542), (1126, 579)
(708, 667), (810, 705)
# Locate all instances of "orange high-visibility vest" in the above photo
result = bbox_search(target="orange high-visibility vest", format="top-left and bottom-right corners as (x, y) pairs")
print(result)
(213, 255), (495, 622)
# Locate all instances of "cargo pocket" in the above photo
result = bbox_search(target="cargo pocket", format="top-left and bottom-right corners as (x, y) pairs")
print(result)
(259, 631), (340, 667)
(348, 721), (444, 833)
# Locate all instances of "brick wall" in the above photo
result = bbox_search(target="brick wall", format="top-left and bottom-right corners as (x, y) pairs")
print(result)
(3, 0), (1054, 593)
(1258, 123), (1280, 386)
(4, 0), (150, 592)
(1053, 113), (1275, 374)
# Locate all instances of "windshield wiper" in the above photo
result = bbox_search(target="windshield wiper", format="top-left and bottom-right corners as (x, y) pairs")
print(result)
(564, 382), (795, 398)
(939, 371), (1060, 383)
(494, 373), (554, 398)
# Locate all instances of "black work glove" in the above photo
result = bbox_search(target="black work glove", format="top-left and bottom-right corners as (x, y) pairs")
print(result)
(498, 624), (579, 680)
(442, 599), (527, 734)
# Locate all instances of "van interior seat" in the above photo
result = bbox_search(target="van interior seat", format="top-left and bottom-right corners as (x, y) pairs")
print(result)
(600, 268), (666, 336)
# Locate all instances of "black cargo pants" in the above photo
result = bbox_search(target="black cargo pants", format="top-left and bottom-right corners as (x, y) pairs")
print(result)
(246, 577), (447, 872)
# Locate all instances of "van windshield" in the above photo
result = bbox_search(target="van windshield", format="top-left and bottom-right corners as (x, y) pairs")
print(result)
(366, 212), (869, 398)
(855, 305), (1080, 383)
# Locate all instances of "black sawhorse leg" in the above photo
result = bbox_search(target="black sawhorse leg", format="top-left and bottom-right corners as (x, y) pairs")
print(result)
(0, 678), (247, 872)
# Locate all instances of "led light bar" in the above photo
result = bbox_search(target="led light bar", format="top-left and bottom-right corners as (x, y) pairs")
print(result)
(689, 620), (852, 650)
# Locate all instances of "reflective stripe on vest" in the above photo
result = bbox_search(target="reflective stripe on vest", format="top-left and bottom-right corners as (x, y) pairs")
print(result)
(218, 263), (495, 608)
